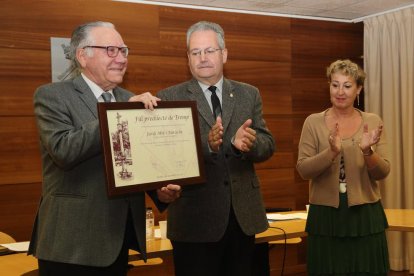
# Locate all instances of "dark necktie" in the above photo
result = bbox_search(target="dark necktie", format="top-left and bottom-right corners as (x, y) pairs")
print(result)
(101, 92), (112, 103)
(208, 86), (221, 119)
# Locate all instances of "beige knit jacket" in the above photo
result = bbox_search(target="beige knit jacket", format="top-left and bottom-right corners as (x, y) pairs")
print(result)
(297, 109), (390, 208)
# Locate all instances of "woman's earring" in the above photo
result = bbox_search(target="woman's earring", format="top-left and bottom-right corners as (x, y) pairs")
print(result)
(357, 94), (360, 106)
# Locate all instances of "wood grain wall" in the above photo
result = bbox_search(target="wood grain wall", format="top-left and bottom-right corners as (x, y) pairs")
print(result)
(0, 0), (362, 252)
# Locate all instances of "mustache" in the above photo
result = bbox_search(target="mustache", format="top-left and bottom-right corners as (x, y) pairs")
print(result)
(196, 63), (213, 69)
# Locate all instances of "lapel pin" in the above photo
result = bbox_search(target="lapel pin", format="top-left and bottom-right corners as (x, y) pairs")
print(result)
(230, 93), (233, 97)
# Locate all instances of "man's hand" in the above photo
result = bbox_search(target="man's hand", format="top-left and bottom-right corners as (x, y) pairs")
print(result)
(129, 92), (160, 110)
(157, 184), (181, 203)
(208, 117), (224, 152)
(233, 119), (256, 152)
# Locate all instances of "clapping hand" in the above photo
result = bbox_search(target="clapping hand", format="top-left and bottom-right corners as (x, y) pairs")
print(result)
(359, 124), (383, 151)
(233, 119), (256, 152)
(208, 117), (224, 152)
(328, 123), (341, 158)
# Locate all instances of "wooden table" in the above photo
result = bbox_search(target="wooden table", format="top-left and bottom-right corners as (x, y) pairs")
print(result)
(140, 238), (173, 259)
(385, 209), (414, 232)
(254, 208), (414, 243)
(142, 215), (309, 258)
(256, 218), (307, 243)
(0, 253), (38, 275)
(1, 209), (413, 275)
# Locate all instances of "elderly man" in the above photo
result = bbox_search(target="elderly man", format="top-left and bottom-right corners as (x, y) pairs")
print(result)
(29, 21), (180, 276)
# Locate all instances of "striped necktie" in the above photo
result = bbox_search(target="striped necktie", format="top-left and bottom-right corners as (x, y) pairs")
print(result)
(101, 92), (112, 103)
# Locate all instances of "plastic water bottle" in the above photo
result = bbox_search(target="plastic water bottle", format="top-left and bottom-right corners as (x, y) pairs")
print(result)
(145, 207), (154, 240)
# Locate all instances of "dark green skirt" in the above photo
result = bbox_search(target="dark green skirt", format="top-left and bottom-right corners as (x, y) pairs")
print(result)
(306, 193), (389, 276)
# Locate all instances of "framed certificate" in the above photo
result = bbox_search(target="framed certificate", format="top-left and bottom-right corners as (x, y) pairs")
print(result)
(98, 101), (205, 197)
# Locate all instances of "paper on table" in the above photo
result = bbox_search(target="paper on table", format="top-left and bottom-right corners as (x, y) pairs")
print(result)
(154, 229), (161, 238)
(0, 241), (30, 252)
(266, 212), (308, 221)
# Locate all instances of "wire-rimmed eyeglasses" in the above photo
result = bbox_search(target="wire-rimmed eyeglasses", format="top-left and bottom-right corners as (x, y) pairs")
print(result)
(83, 46), (129, 58)
(188, 47), (222, 57)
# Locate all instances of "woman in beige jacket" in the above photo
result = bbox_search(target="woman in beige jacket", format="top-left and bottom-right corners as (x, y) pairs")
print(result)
(297, 59), (390, 276)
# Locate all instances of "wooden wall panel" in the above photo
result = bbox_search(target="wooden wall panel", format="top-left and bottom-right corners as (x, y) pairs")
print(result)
(225, 59), (291, 86)
(123, 55), (191, 93)
(265, 117), (294, 154)
(258, 168), (296, 210)
(0, 182), (41, 241)
(159, 7), (292, 62)
(291, 78), (331, 115)
(0, 117), (41, 185)
(291, 19), (363, 79)
(1, 1), (161, 55)
(0, 49), (50, 116)
(0, 6), (363, 274)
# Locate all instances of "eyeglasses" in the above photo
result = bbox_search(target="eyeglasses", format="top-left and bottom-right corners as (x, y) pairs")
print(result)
(83, 46), (129, 58)
(188, 47), (222, 57)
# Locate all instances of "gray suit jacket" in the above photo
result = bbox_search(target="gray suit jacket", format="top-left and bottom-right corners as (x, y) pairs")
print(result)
(28, 76), (162, 266)
(157, 78), (275, 242)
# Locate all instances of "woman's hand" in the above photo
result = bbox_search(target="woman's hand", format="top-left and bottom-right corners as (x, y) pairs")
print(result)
(329, 123), (341, 159)
(359, 123), (383, 152)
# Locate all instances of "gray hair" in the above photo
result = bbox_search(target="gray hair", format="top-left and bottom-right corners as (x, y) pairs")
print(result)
(59, 21), (115, 80)
(326, 59), (366, 87)
(186, 21), (225, 49)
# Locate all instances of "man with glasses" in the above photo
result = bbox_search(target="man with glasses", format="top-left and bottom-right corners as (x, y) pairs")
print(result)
(29, 21), (181, 276)
(157, 21), (275, 276)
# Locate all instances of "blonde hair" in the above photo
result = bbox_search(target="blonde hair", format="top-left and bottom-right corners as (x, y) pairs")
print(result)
(326, 59), (366, 87)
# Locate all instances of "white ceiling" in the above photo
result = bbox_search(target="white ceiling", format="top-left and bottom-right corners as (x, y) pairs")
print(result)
(117, 0), (414, 22)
